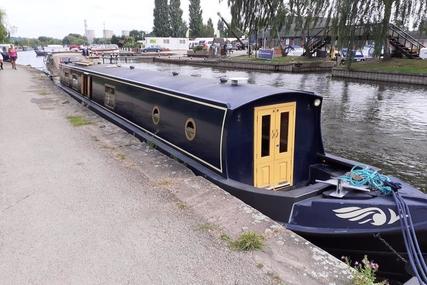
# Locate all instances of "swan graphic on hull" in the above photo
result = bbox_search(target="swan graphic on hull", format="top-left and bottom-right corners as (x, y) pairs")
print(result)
(333, 207), (400, 226)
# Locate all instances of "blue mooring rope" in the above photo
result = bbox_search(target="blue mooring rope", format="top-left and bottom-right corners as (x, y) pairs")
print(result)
(340, 165), (427, 284)
(339, 165), (393, 195)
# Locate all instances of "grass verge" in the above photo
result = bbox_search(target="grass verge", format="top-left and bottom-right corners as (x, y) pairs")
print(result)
(348, 58), (427, 75)
(67, 115), (91, 127)
(230, 55), (328, 64)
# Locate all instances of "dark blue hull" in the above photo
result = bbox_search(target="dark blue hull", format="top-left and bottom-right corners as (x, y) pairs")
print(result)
(287, 182), (427, 282)
(296, 228), (427, 281)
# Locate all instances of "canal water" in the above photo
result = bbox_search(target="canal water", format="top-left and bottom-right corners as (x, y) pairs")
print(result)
(18, 51), (427, 191)
(16, 50), (45, 70)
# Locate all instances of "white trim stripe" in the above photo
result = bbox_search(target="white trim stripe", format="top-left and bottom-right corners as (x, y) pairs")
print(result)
(64, 66), (227, 173)
(68, 65), (228, 111)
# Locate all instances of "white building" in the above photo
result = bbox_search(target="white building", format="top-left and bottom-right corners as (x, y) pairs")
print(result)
(103, 29), (114, 39)
(85, 29), (95, 44)
(144, 37), (189, 50)
(122, 30), (130, 37)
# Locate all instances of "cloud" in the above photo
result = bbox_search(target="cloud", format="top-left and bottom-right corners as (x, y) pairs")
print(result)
(3, 0), (231, 38)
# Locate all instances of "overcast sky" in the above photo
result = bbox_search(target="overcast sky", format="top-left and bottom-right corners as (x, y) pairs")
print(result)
(1, 0), (231, 38)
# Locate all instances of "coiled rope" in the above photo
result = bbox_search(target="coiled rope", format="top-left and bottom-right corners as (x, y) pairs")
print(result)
(341, 165), (426, 284)
(339, 165), (395, 195)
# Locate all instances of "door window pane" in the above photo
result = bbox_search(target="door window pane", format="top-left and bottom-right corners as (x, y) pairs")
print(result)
(279, 112), (289, 153)
(261, 115), (271, 157)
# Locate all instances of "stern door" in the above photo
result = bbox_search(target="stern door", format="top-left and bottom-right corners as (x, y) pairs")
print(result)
(254, 102), (296, 189)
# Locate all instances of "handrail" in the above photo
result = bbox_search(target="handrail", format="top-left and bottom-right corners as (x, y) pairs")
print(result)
(389, 23), (425, 48)
(304, 26), (329, 53)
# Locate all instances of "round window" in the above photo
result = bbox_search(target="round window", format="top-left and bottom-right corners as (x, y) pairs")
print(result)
(185, 118), (196, 141)
(152, 106), (160, 125)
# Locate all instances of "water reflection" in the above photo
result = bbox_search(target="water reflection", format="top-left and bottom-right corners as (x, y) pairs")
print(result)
(17, 51), (427, 191)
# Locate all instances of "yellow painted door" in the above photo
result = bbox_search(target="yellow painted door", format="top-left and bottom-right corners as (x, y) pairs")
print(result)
(254, 108), (276, 188)
(273, 103), (296, 187)
(254, 103), (296, 189)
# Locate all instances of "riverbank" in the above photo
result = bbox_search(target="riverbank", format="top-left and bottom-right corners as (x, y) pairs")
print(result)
(126, 54), (334, 73)
(347, 59), (427, 74)
(0, 65), (352, 284)
(332, 59), (427, 85)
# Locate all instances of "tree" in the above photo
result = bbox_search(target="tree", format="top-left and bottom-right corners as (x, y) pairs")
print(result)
(169, 0), (187, 37)
(226, 0), (427, 60)
(129, 30), (144, 41)
(202, 18), (215, 37)
(153, 0), (171, 37)
(62, 33), (87, 45)
(0, 9), (8, 43)
(93, 38), (111, 44)
(420, 19), (427, 35)
(38, 36), (62, 46)
(189, 0), (203, 37)
(217, 19), (225, 37)
(123, 36), (137, 48)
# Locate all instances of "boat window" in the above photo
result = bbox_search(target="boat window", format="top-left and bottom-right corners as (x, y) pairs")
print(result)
(104, 84), (116, 109)
(152, 106), (160, 125)
(64, 71), (69, 78)
(71, 74), (79, 89)
(261, 115), (271, 157)
(279, 112), (289, 153)
(185, 118), (196, 141)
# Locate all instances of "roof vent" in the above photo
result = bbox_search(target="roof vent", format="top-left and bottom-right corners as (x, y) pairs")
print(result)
(129, 65), (135, 70)
(172, 71), (179, 76)
(219, 77), (228, 84)
(229, 77), (248, 86)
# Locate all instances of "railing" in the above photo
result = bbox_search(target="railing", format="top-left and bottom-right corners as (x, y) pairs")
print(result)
(303, 27), (330, 55)
(388, 23), (425, 58)
(300, 23), (425, 58)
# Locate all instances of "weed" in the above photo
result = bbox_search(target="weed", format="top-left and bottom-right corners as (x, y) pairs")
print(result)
(343, 256), (387, 285)
(116, 153), (126, 161)
(176, 202), (187, 210)
(267, 272), (284, 285)
(229, 232), (264, 251)
(220, 233), (231, 242)
(67, 115), (91, 127)
(38, 90), (49, 96)
(147, 141), (157, 149)
(197, 223), (219, 232)
(156, 179), (173, 187)
(256, 263), (264, 269)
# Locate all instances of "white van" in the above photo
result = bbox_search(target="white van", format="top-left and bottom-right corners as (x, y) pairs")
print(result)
(419, 48), (427, 59)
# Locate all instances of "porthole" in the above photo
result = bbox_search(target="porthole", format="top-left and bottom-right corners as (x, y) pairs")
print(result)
(185, 118), (196, 141)
(152, 106), (160, 125)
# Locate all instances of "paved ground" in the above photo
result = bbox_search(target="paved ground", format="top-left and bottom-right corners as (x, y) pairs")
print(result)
(0, 66), (275, 284)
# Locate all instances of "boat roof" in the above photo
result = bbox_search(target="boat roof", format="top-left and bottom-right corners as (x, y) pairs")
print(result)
(65, 64), (321, 110)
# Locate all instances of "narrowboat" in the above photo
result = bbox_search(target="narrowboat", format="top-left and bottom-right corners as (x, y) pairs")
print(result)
(58, 63), (427, 282)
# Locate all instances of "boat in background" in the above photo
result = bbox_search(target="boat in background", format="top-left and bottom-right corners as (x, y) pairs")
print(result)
(89, 44), (119, 55)
(35, 45), (69, 57)
(45, 52), (98, 77)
